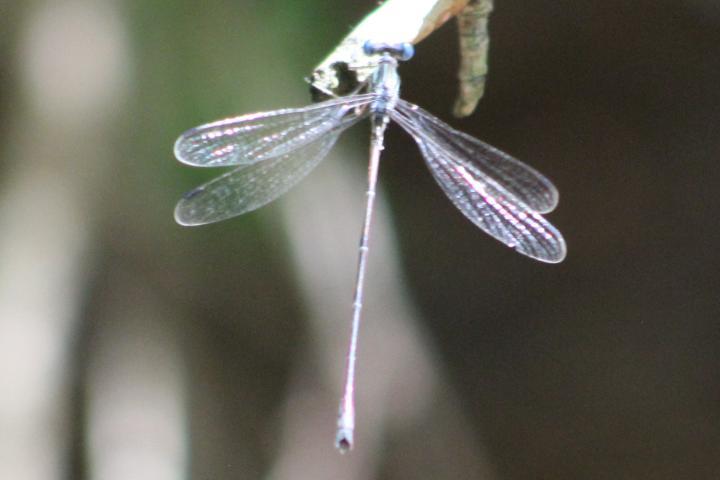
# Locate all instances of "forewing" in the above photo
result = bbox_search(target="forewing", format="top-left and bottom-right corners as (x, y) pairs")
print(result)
(393, 112), (566, 262)
(393, 99), (559, 213)
(174, 94), (375, 167)
(175, 117), (361, 225)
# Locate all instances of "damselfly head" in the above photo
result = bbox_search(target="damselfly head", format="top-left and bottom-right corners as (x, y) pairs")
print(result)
(362, 41), (415, 61)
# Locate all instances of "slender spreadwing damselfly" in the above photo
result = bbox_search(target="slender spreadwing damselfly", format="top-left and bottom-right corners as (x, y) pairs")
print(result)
(173, 41), (566, 452)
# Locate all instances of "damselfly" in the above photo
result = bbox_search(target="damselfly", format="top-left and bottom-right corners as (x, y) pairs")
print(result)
(174, 42), (566, 452)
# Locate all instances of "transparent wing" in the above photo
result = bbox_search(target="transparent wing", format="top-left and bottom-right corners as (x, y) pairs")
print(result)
(393, 99), (559, 213)
(175, 111), (366, 226)
(391, 108), (566, 263)
(174, 94), (376, 167)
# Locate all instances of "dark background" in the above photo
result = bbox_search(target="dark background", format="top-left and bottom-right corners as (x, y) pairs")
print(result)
(1, 1), (718, 479)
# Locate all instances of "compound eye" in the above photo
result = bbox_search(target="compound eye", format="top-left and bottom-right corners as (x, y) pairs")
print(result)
(398, 43), (415, 61)
(362, 40), (377, 56)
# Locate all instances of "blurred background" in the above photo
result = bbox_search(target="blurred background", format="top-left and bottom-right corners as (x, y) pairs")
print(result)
(1, 0), (720, 479)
